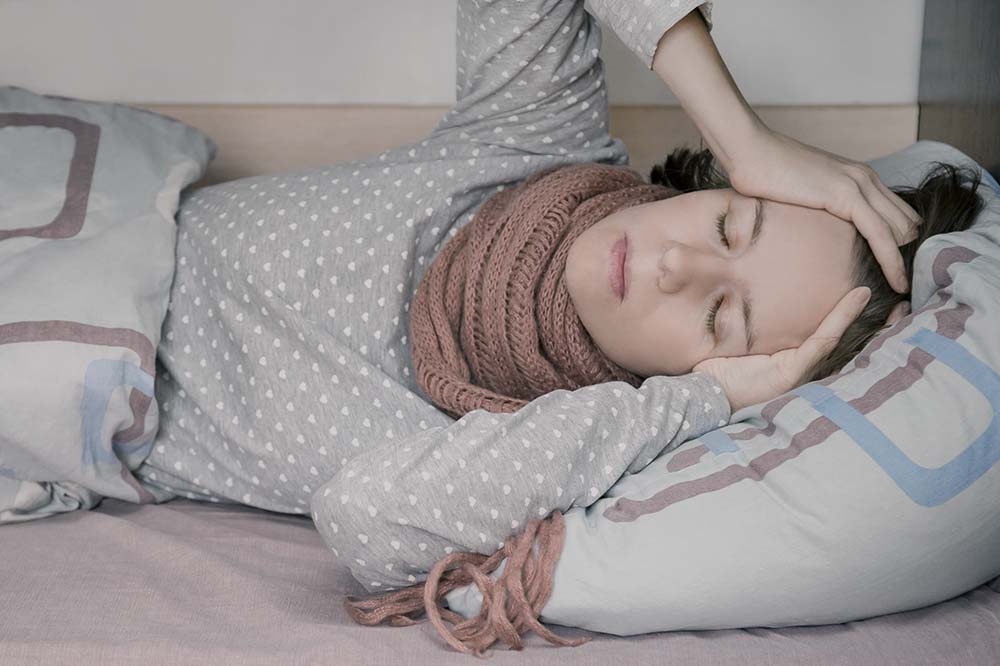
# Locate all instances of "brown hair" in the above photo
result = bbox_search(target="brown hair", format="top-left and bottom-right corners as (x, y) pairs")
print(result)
(649, 146), (986, 382)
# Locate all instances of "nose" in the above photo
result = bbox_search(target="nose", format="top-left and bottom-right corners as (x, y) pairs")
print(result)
(657, 241), (727, 295)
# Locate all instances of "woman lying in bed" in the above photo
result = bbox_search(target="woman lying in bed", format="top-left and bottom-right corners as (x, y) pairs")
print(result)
(339, 3), (986, 655)
(409, 147), (980, 420)
(359, 143), (984, 657)
(133, 0), (983, 654)
(405, 9), (921, 420)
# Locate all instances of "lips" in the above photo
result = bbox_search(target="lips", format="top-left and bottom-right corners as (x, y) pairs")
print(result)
(621, 234), (629, 300)
(609, 235), (627, 302)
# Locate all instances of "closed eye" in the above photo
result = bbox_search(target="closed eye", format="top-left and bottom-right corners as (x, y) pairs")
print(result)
(705, 294), (723, 337)
(715, 211), (730, 249)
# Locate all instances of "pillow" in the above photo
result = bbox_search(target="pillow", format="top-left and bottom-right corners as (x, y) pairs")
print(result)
(445, 140), (1000, 633)
(0, 86), (215, 523)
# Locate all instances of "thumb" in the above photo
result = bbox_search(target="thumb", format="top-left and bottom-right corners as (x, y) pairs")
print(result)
(793, 286), (872, 375)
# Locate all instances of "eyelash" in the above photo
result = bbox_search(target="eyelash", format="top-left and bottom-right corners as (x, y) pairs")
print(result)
(705, 295), (724, 337)
(715, 211), (730, 249)
(706, 211), (729, 337)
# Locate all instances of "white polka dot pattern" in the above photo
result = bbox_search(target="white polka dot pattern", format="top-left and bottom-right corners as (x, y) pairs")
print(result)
(586, 0), (713, 70)
(133, 0), (724, 592)
(314, 372), (728, 591)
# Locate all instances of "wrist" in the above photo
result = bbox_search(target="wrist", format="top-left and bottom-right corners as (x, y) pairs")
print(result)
(710, 111), (770, 179)
(693, 370), (737, 415)
(649, 10), (770, 178)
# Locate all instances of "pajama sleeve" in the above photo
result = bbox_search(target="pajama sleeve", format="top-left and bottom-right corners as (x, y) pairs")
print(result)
(429, 0), (712, 156)
(311, 372), (730, 592)
(312, 0), (722, 593)
(587, 0), (713, 70)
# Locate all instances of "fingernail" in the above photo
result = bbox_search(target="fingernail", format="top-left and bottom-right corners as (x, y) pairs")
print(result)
(858, 287), (872, 304)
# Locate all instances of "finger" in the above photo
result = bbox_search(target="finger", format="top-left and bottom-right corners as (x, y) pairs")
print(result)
(861, 178), (913, 245)
(848, 189), (910, 293)
(791, 287), (871, 376)
(885, 300), (911, 326)
(871, 176), (922, 243)
(872, 173), (922, 224)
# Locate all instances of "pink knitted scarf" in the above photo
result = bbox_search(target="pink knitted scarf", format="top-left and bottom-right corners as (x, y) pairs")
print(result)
(408, 161), (676, 419)
(344, 163), (677, 655)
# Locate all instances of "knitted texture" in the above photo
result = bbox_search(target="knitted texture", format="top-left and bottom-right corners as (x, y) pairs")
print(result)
(409, 162), (677, 418)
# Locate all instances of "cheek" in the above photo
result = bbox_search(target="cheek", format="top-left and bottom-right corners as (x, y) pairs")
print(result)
(747, 262), (855, 353)
(639, 317), (702, 376)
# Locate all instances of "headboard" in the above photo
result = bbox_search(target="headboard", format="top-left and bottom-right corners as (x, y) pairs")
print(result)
(137, 104), (918, 190)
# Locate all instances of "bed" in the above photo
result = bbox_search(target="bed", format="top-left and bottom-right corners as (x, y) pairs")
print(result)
(1, 495), (997, 665)
(2, 101), (999, 664)
(0, 492), (1000, 666)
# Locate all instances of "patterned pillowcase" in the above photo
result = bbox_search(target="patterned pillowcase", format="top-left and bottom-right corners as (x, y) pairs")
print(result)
(0, 86), (215, 522)
(446, 141), (1000, 633)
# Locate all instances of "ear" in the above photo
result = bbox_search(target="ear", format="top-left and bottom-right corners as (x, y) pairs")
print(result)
(885, 300), (911, 327)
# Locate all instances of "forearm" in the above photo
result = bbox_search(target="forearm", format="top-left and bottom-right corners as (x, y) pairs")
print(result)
(311, 372), (730, 592)
(651, 9), (767, 175)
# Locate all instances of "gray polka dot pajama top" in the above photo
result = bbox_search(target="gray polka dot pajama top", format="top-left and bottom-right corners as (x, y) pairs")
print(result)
(136, 0), (729, 592)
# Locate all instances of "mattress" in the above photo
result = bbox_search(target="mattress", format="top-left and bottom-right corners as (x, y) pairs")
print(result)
(2, 497), (998, 665)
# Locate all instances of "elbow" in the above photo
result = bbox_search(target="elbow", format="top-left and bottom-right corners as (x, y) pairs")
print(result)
(310, 468), (398, 592)
(311, 470), (370, 564)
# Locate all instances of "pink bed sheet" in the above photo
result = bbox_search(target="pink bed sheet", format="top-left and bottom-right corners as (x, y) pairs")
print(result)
(2, 497), (997, 665)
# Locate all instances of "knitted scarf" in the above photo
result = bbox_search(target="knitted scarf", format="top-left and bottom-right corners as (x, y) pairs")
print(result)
(408, 162), (677, 419)
(344, 163), (678, 655)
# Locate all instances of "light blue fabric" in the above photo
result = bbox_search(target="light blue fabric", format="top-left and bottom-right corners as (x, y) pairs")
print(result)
(982, 168), (1000, 195)
(81, 359), (158, 467)
(0, 86), (215, 523)
(793, 332), (1000, 507)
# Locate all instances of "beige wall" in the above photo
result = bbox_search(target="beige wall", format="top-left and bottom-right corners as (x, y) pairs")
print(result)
(139, 104), (919, 188)
(1, 0), (924, 106)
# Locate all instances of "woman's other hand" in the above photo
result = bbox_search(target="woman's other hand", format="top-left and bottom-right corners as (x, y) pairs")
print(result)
(728, 128), (922, 294)
(649, 10), (920, 294)
(693, 286), (872, 413)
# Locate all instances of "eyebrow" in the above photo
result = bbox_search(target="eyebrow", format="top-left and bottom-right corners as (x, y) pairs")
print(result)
(740, 198), (766, 353)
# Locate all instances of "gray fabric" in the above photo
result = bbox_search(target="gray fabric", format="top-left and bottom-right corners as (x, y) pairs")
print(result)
(317, 372), (728, 590)
(0, 86), (215, 523)
(585, 0), (713, 67)
(1, 497), (998, 666)
(133, 0), (722, 592)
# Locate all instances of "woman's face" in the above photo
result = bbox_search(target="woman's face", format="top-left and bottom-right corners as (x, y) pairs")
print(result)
(564, 188), (858, 377)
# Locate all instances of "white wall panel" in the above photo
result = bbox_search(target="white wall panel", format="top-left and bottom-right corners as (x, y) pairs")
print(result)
(0, 0), (923, 105)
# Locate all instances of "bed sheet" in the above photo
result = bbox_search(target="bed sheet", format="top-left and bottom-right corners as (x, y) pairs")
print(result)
(1, 498), (997, 665)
